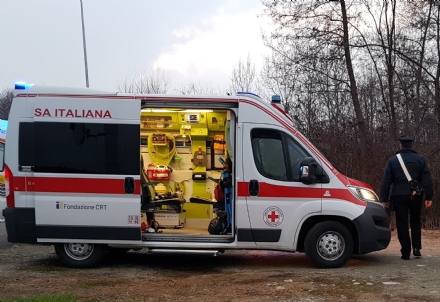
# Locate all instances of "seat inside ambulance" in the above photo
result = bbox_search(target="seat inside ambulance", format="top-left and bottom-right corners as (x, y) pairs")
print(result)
(140, 156), (186, 212)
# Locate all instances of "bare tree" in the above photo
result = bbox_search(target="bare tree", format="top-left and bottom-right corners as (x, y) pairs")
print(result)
(340, 0), (367, 158)
(230, 54), (257, 94)
(173, 82), (225, 95)
(258, 0), (440, 226)
(117, 69), (171, 94)
(370, 0), (398, 137)
(259, 49), (299, 115)
(413, 1), (433, 127)
(0, 88), (13, 120)
(262, 0), (368, 159)
(435, 4), (440, 138)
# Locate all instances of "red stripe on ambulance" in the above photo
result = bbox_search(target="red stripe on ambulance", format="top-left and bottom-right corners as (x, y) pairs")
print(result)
(237, 182), (366, 206)
(13, 176), (140, 195)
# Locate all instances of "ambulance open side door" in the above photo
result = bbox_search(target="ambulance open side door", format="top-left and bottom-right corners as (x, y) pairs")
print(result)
(31, 96), (142, 244)
(242, 123), (322, 248)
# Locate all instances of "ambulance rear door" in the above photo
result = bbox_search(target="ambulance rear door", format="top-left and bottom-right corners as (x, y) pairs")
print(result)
(31, 95), (142, 244)
(242, 123), (322, 248)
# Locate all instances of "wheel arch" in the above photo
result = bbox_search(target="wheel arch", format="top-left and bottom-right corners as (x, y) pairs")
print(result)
(296, 215), (359, 254)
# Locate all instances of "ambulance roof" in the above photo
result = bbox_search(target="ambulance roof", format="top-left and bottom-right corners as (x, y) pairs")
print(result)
(13, 82), (293, 125)
(14, 82), (263, 102)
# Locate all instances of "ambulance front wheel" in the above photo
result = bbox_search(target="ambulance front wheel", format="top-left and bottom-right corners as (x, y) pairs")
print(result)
(304, 221), (353, 269)
(54, 243), (107, 268)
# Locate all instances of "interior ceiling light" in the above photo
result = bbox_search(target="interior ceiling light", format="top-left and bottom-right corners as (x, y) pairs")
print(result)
(141, 109), (213, 113)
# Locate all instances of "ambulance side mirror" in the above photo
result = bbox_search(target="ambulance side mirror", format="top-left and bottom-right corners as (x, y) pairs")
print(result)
(299, 157), (327, 185)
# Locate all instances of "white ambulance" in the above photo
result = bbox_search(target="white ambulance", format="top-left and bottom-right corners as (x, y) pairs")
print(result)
(0, 119), (7, 219)
(2, 82), (390, 269)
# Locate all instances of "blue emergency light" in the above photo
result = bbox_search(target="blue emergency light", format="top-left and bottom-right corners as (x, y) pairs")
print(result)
(14, 81), (34, 90)
(271, 95), (281, 103)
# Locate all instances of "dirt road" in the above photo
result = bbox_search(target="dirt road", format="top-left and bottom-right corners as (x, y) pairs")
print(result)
(0, 224), (439, 302)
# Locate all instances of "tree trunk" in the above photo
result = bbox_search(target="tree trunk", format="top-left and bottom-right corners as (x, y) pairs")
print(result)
(340, 0), (367, 158)
(415, 2), (433, 129)
(385, 0), (397, 137)
(436, 5), (440, 138)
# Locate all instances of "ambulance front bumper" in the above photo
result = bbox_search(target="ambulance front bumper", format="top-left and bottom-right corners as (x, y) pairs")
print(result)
(352, 202), (391, 254)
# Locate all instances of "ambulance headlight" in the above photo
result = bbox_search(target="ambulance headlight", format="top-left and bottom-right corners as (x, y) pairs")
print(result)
(348, 186), (380, 203)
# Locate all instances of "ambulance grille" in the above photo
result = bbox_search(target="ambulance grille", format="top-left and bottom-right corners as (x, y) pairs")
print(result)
(0, 184), (5, 197)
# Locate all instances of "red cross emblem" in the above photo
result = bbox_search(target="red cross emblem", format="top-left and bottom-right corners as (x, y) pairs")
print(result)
(263, 207), (284, 227)
(268, 211), (279, 222)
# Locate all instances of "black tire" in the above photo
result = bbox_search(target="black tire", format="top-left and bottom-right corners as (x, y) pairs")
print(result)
(304, 221), (353, 269)
(54, 243), (107, 268)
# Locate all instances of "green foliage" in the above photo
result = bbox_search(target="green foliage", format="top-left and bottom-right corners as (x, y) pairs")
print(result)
(0, 295), (76, 302)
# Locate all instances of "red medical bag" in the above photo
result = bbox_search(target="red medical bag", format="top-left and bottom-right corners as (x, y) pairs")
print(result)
(147, 163), (170, 180)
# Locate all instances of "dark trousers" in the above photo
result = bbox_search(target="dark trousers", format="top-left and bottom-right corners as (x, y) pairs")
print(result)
(392, 194), (423, 256)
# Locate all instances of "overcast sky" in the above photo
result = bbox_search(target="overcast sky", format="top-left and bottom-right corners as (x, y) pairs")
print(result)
(0, 0), (272, 93)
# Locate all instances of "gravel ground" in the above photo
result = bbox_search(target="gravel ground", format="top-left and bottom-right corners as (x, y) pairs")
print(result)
(1, 223), (440, 302)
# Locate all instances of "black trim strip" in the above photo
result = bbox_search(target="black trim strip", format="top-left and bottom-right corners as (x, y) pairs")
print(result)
(143, 235), (234, 243)
(36, 226), (141, 241)
(237, 228), (282, 242)
(237, 228), (254, 242)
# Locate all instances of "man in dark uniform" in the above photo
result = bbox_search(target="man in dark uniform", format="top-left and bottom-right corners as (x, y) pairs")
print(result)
(381, 135), (433, 260)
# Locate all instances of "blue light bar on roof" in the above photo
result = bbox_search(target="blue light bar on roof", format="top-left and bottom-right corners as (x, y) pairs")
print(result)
(236, 91), (261, 98)
(15, 81), (34, 90)
(271, 95), (281, 103)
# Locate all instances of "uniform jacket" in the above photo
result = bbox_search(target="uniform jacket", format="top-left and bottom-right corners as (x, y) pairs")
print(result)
(380, 148), (433, 201)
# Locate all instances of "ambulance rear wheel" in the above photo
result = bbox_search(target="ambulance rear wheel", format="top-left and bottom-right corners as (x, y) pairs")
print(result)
(55, 243), (107, 268)
(304, 221), (353, 269)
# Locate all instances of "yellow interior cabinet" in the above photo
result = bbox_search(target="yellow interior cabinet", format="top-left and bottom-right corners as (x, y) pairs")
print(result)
(183, 203), (213, 219)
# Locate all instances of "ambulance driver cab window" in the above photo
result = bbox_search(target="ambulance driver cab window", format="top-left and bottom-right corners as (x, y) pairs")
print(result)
(251, 129), (287, 181)
(251, 129), (311, 182)
(286, 136), (311, 181)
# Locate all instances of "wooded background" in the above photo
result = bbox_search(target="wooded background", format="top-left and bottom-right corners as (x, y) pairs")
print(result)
(1, 1), (439, 228)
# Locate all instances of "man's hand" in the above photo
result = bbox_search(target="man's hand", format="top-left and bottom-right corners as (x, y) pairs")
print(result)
(383, 201), (391, 216)
(425, 200), (433, 208)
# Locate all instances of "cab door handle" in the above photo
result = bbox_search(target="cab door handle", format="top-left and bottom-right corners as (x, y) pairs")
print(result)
(19, 165), (34, 172)
(249, 179), (259, 196)
(124, 177), (135, 194)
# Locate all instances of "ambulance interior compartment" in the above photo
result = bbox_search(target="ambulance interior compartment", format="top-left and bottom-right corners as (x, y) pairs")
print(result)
(139, 107), (235, 240)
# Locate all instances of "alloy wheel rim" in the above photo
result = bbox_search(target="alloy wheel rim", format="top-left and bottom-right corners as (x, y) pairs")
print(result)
(64, 243), (94, 261)
(316, 231), (345, 261)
